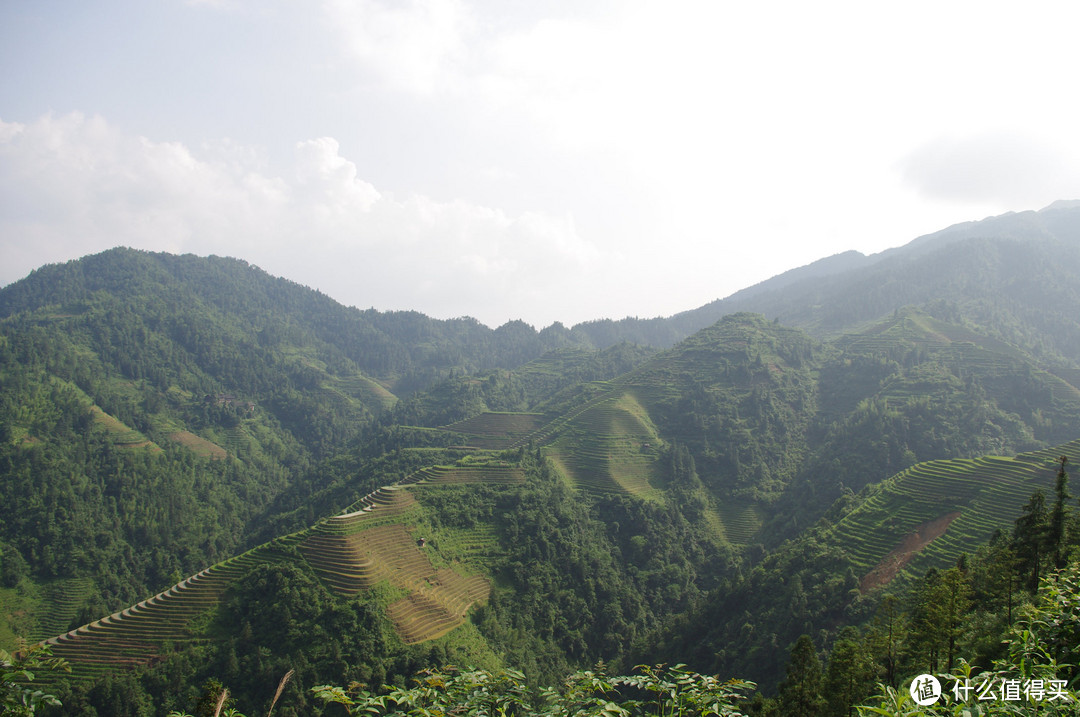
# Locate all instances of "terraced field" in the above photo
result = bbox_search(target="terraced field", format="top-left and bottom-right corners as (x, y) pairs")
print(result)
(439, 412), (546, 449)
(40, 543), (296, 683)
(90, 405), (160, 451)
(835, 439), (1080, 591)
(411, 463), (526, 486)
(445, 524), (504, 560)
(545, 391), (663, 500)
(325, 373), (398, 412)
(0, 577), (97, 647)
(219, 425), (250, 455)
(386, 571), (490, 644)
(506, 382), (631, 450)
(1050, 367), (1080, 394)
(167, 430), (228, 459)
(828, 312), (1080, 424)
(38, 461), (519, 679)
(298, 463), (523, 643)
(715, 499), (765, 545)
(33, 578), (96, 641)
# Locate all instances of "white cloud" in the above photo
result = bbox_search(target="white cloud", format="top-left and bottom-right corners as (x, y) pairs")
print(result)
(898, 132), (1080, 209)
(0, 113), (603, 327)
(294, 137), (382, 231)
(7, 2), (1080, 327)
(322, 0), (475, 95)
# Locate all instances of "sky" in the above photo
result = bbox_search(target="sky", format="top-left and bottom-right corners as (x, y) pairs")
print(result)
(3, 1), (1080, 329)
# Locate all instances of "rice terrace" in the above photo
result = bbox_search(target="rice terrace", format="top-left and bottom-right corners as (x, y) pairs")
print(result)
(8, 215), (1080, 715)
(33, 401), (1080, 684)
(32, 457), (527, 682)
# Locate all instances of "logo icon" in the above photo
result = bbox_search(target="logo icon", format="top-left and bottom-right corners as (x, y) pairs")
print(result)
(910, 674), (941, 706)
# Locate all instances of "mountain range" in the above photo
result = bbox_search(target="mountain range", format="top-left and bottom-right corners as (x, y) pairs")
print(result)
(2, 201), (1080, 715)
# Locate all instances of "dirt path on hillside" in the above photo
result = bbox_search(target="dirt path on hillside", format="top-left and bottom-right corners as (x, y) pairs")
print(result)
(860, 511), (961, 593)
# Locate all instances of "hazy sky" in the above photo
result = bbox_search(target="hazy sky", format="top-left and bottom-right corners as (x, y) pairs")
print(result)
(3, 1), (1080, 328)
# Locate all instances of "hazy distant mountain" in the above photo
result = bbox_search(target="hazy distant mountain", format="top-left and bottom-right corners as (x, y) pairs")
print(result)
(668, 201), (1080, 352)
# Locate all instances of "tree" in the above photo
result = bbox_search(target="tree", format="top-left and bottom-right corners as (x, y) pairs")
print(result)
(907, 568), (942, 674)
(823, 628), (876, 717)
(937, 566), (972, 673)
(1013, 489), (1049, 593)
(974, 530), (1019, 625)
(778, 634), (824, 717)
(0, 541), (28, 588)
(865, 595), (905, 689)
(858, 560), (1080, 716)
(907, 565), (971, 674)
(1049, 456), (1070, 570)
(0, 643), (68, 716)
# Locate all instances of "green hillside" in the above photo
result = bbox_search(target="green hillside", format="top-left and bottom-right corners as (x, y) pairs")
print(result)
(6, 214), (1080, 714)
(834, 442), (1080, 589)
(678, 203), (1080, 352)
(33, 458), (526, 685)
(439, 412), (546, 450)
(0, 249), (659, 648)
(23, 443), (729, 714)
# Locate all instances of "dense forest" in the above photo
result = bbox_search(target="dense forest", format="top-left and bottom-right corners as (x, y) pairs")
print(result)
(4, 202), (1080, 715)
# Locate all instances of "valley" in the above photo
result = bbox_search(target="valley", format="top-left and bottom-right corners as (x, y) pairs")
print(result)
(4, 202), (1080, 714)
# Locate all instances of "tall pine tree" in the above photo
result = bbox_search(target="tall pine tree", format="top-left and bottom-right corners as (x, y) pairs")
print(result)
(1049, 455), (1071, 570)
(778, 634), (824, 717)
(1013, 489), (1049, 593)
(822, 627), (876, 717)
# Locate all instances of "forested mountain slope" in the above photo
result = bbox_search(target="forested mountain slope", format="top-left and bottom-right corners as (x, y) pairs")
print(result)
(4, 203), (1080, 714)
(18, 301), (1080, 711)
(534, 309), (1080, 551)
(0, 249), (660, 646)
(672, 201), (1080, 349)
(0, 248), (622, 391)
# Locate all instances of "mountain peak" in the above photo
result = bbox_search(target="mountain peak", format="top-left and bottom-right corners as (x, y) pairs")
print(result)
(1040, 199), (1080, 212)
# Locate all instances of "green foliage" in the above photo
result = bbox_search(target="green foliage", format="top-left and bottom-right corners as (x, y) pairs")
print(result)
(1049, 456), (1071, 570)
(777, 635), (824, 717)
(0, 643), (68, 715)
(476, 457), (665, 681)
(1017, 561), (1080, 681)
(0, 543), (28, 590)
(10, 236), (1080, 714)
(822, 628), (876, 717)
(643, 314), (820, 503)
(0, 249), (665, 641)
(859, 560), (1080, 716)
(313, 663), (754, 717)
(1013, 490), (1050, 593)
(907, 566), (972, 675)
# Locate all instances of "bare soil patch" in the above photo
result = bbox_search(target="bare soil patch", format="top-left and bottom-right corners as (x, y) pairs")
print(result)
(860, 511), (961, 593)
